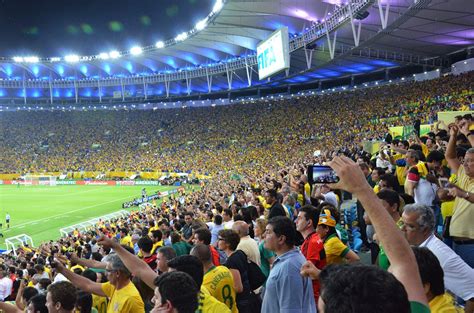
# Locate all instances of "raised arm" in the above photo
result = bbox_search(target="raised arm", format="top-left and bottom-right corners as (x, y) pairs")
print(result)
(445, 125), (461, 173)
(98, 236), (158, 289)
(328, 156), (428, 306)
(54, 259), (106, 297)
(70, 253), (107, 269)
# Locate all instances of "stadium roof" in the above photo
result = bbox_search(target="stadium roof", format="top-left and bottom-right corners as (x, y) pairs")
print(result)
(0, 0), (473, 101)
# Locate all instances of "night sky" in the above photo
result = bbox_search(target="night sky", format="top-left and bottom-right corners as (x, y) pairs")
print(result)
(0, 0), (214, 56)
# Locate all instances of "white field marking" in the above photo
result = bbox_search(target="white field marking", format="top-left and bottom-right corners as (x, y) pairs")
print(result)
(1, 194), (133, 233)
(0, 186), (116, 197)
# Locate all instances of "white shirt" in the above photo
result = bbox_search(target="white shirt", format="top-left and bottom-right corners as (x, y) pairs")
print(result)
(0, 277), (12, 300)
(237, 236), (261, 265)
(420, 234), (474, 301)
(414, 179), (438, 207)
(223, 220), (234, 230)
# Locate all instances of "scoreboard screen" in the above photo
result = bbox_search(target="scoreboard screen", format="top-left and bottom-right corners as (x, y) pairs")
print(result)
(257, 27), (290, 80)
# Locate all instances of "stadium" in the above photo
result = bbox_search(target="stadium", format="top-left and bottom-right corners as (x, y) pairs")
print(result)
(0, 0), (473, 312)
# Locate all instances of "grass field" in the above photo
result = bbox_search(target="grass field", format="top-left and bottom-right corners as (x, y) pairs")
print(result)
(0, 185), (177, 249)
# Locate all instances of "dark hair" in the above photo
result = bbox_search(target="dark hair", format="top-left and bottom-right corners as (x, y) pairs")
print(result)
(23, 286), (39, 303)
(190, 244), (212, 263)
(170, 232), (181, 244)
(28, 294), (48, 313)
(75, 290), (93, 313)
(426, 150), (445, 163)
(377, 189), (400, 210)
(412, 247), (444, 296)
(214, 215), (223, 225)
(266, 189), (278, 199)
(267, 216), (296, 246)
(373, 167), (386, 177)
(138, 236), (154, 253)
(82, 269), (97, 282)
(151, 230), (163, 241)
(153, 272), (199, 313)
(319, 264), (409, 313)
(194, 228), (212, 245)
(218, 229), (240, 251)
(299, 205), (320, 228)
(157, 246), (177, 261)
(379, 174), (400, 192)
(47, 281), (77, 310)
(184, 212), (194, 218)
(166, 255), (204, 287)
(223, 209), (233, 218)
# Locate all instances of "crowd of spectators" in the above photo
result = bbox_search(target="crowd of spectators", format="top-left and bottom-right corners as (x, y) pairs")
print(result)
(0, 71), (472, 313)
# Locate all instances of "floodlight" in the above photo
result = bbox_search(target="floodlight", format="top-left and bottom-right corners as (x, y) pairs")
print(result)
(65, 55), (80, 63)
(50, 57), (61, 62)
(212, 0), (224, 13)
(155, 41), (165, 48)
(196, 18), (207, 31)
(13, 57), (24, 62)
(24, 56), (39, 63)
(175, 32), (188, 41)
(109, 51), (120, 59)
(99, 52), (110, 60)
(130, 46), (143, 55)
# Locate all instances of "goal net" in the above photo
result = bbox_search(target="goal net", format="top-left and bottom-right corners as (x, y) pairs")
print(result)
(23, 175), (57, 186)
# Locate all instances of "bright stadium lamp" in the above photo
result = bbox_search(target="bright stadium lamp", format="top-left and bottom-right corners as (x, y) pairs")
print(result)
(212, 0), (224, 13)
(109, 50), (120, 59)
(24, 56), (39, 63)
(130, 46), (143, 55)
(175, 32), (188, 42)
(50, 57), (61, 62)
(155, 41), (165, 48)
(13, 56), (24, 62)
(65, 55), (80, 63)
(98, 52), (110, 60)
(196, 18), (208, 31)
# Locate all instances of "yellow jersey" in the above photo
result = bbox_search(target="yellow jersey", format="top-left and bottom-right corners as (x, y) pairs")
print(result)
(202, 266), (238, 313)
(198, 286), (231, 313)
(92, 294), (108, 313)
(324, 234), (350, 265)
(101, 281), (144, 313)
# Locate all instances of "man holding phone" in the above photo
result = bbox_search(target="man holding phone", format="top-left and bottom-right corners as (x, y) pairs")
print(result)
(312, 185), (338, 208)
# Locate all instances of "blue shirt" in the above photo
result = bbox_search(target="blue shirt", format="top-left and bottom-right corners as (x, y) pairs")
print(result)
(262, 248), (317, 313)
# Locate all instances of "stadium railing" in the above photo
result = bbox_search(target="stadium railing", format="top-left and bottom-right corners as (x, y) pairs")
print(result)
(59, 210), (130, 237)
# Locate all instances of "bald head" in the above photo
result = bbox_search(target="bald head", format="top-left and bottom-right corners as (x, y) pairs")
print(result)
(190, 244), (212, 264)
(232, 221), (249, 238)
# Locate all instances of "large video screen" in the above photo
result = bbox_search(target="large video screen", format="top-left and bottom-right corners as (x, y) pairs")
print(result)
(257, 27), (290, 80)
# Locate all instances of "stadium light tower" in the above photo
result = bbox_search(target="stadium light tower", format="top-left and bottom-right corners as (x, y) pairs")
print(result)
(155, 41), (165, 48)
(130, 46), (143, 55)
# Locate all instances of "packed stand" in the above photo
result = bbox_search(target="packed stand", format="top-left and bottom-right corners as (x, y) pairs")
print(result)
(0, 72), (473, 313)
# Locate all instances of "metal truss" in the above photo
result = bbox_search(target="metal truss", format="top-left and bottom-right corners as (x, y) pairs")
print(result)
(0, 0), (373, 98)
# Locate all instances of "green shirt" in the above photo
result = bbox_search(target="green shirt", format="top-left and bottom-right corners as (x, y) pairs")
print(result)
(258, 241), (275, 279)
(172, 241), (192, 256)
(410, 301), (431, 313)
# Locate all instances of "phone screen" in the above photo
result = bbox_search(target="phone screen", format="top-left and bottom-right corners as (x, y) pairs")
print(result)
(307, 165), (340, 184)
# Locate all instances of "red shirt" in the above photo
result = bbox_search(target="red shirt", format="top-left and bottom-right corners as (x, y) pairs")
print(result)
(209, 245), (220, 266)
(301, 231), (326, 301)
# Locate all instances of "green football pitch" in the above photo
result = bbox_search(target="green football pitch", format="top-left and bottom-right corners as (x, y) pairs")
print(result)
(0, 185), (177, 249)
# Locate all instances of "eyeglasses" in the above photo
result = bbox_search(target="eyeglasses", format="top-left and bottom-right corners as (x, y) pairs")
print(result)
(218, 238), (224, 241)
